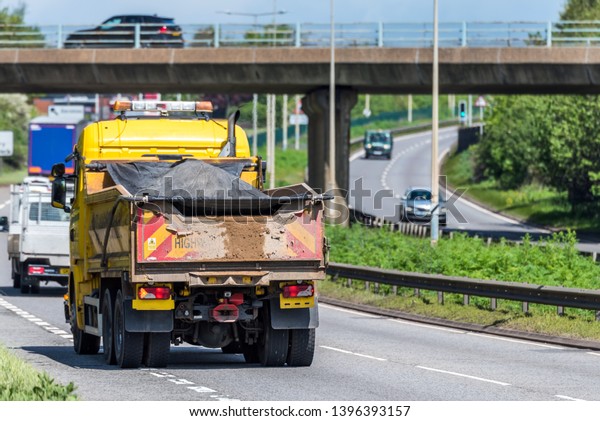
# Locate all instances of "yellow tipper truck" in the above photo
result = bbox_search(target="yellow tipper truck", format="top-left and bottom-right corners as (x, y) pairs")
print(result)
(50, 100), (328, 368)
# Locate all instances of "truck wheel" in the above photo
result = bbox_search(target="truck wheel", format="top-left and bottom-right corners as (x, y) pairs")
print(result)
(221, 341), (243, 354)
(142, 332), (171, 368)
(71, 299), (100, 355)
(287, 329), (316, 367)
(102, 289), (116, 365)
(258, 306), (289, 367)
(114, 290), (144, 368)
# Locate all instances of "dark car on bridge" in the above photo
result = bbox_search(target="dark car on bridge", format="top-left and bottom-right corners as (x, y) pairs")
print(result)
(64, 15), (184, 48)
(364, 130), (392, 159)
(399, 187), (447, 226)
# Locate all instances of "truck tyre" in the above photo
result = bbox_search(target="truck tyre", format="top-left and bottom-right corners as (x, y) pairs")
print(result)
(102, 289), (117, 365)
(30, 281), (40, 294)
(20, 282), (29, 294)
(71, 299), (100, 355)
(142, 332), (171, 368)
(258, 307), (289, 367)
(114, 290), (144, 368)
(286, 328), (316, 367)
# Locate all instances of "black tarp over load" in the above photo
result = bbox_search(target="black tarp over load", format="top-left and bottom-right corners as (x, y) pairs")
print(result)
(106, 159), (306, 215)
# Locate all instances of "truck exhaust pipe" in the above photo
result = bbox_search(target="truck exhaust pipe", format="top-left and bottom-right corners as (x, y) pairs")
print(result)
(220, 110), (240, 158)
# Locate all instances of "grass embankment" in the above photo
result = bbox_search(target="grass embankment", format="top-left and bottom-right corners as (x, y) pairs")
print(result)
(0, 343), (77, 400)
(0, 167), (27, 186)
(322, 224), (600, 340)
(442, 147), (600, 234)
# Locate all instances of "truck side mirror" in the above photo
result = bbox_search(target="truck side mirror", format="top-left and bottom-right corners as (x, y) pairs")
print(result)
(51, 177), (70, 213)
(0, 216), (7, 232)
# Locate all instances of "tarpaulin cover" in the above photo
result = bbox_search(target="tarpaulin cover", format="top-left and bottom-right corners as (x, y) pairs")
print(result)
(106, 159), (268, 200)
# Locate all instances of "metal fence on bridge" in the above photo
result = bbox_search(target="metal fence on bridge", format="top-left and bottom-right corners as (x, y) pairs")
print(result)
(4, 21), (600, 49)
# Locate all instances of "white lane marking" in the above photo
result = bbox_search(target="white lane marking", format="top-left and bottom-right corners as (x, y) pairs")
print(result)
(0, 198), (11, 210)
(320, 345), (387, 361)
(141, 368), (238, 401)
(390, 318), (465, 334)
(416, 365), (511, 386)
(319, 303), (380, 318)
(587, 352), (600, 357)
(555, 395), (586, 401)
(322, 303), (464, 333)
(0, 297), (73, 343)
(466, 332), (565, 350)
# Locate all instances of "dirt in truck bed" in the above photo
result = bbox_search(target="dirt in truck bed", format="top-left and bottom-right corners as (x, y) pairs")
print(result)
(221, 217), (268, 260)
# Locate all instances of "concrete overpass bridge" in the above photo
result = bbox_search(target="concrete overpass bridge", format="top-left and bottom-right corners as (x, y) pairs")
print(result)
(3, 46), (600, 194)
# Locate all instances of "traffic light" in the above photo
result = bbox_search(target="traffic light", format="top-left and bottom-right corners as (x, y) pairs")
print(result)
(458, 100), (467, 123)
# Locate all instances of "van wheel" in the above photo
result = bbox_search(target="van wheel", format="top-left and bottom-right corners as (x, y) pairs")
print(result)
(287, 329), (315, 367)
(114, 290), (144, 368)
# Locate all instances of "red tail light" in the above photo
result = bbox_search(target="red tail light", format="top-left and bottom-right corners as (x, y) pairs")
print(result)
(28, 266), (45, 275)
(158, 25), (168, 34)
(138, 287), (171, 300)
(283, 284), (314, 298)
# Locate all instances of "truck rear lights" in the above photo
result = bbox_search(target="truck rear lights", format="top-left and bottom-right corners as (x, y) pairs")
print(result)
(28, 266), (45, 275)
(283, 284), (314, 298)
(212, 303), (239, 323)
(138, 287), (171, 300)
(158, 25), (168, 33)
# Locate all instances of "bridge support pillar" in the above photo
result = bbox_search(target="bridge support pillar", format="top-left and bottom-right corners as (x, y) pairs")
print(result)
(302, 87), (357, 197)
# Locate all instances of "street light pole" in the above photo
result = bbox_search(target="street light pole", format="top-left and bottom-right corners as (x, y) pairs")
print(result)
(329, 0), (336, 196)
(430, 0), (440, 245)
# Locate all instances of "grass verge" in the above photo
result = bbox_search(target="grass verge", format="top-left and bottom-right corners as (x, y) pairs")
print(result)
(324, 224), (600, 341)
(0, 343), (77, 400)
(442, 147), (600, 234)
(0, 167), (27, 186)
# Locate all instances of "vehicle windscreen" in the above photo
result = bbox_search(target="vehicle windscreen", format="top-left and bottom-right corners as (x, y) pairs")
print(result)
(408, 190), (431, 201)
(29, 202), (70, 222)
(367, 133), (390, 145)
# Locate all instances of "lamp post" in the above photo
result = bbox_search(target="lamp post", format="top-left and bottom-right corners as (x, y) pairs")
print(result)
(329, 0), (336, 195)
(430, 0), (440, 245)
(216, 10), (286, 26)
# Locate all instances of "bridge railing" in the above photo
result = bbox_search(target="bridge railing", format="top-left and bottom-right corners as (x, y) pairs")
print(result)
(3, 21), (600, 49)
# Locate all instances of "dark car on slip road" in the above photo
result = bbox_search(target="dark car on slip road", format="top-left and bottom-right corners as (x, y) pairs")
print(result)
(64, 15), (184, 48)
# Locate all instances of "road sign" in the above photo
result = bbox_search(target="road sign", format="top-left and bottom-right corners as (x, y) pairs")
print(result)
(474, 96), (487, 107)
(290, 114), (308, 125)
(48, 105), (85, 120)
(0, 131), (13, 157)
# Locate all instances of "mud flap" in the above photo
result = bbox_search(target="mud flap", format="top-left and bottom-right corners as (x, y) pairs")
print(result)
(123, 299), (173, 332)
(269, 298), (319, 330)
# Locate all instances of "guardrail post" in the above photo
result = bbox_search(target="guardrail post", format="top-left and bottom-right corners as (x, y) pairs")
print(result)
(596, 311), (600, 322)
(546, 21), (552, 47)
(491, 297), (497, 310)
(438, 291), (444, 304)
(463, 295), (470, 306)
(374, 283), (379, 293)
(346, 278), (352, 288)
(214, 24), (220, 48)
(522, 301), (529, 314)
(365, 281), (370, 291)
(414, 288), (420, 297)
(57, 24), (63, 49)
(134, 24), (141, 49)
(593, 251), (597, 262)
(393, 286), (398, 295)
(295, 22), (301, 47)
(378, 22), (384, 47)
(487, 237), (492, 247)
(461, 21), (467, 47)
(557, 306), (564, 316)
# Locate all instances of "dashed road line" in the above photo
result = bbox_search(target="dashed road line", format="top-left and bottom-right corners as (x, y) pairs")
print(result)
(320, 345), (387, 361)
(416, 365), (511, 386)
(0, 198), (11, 210)
(555, 395), (586, 401)
(141, 368), (239, 401)
(0, 297), (73, 342)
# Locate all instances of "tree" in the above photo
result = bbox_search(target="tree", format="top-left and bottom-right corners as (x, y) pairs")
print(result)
(560, 0), (600, 20)
(0, 94), (33, 169)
